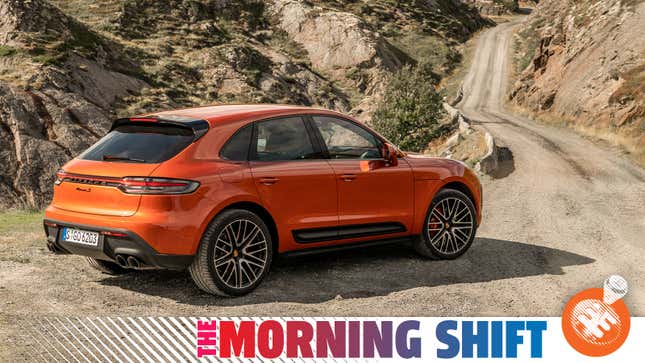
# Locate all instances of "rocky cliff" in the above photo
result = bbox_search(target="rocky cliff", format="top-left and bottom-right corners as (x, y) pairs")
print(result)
(0, 0), (488, 209)
(510, 0), (644, 164)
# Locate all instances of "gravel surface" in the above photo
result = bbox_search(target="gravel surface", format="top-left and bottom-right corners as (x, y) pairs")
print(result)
(1, 17), (644, 360)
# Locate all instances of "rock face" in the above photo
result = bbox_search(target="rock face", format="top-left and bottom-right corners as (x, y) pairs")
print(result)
(272, 0), (408, 74)
(271, 0), (412, 121)
(0, 0), (148, 209)
(510, 0), (644, 161)
(0, 0), (70, 44)
(0, 0), (489, 209)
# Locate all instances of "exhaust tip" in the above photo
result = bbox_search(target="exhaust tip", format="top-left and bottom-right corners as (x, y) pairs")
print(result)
(126, 256), (140, 269)
(115, 254), (128, 267)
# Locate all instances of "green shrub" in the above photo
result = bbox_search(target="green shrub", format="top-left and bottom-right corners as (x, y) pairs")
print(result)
(493, 0), (519, 12)
(0, 45), (17, 57)
(372, 63), (446, 152)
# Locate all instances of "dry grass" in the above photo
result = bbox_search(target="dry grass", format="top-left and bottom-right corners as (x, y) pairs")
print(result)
(507, 103), (645, 167)
(0, 210), (43, 233)
(439, 29), (482, 101)
(48, 0), (123, 31)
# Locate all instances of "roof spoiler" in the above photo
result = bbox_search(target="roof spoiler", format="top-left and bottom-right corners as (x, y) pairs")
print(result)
(111, 115), (210, 141)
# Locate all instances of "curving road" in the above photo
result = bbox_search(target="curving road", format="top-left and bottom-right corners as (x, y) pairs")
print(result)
(460, 19), (645, 315)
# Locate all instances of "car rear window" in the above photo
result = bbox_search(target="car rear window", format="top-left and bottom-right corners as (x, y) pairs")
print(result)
(79, 124), (194, 163)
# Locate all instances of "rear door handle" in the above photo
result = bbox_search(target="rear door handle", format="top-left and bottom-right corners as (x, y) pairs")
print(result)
(340, 173), (357, 181)
(259, 177), (279, 185)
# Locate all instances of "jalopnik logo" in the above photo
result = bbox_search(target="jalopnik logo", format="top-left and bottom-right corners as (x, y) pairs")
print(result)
(561, 275), (630, 357)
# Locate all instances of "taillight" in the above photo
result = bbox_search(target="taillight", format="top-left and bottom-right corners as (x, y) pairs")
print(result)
(55, 170), (199, 195)
(54, 169), (65, 185)
(119, 177), (200, 194)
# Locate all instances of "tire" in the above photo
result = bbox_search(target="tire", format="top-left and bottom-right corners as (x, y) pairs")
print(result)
(413, 188), (477, 260)
(86, 257), (129, 275)
(189, 209), (273, 296)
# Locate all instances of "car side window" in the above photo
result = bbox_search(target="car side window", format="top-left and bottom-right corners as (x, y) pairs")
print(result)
(253, 117), (318, 161)
(220, 124), (252, 161)
(312, 116), (382, 159)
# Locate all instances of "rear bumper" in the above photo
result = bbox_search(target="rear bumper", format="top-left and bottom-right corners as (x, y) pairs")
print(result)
(44, 218), (193, 270)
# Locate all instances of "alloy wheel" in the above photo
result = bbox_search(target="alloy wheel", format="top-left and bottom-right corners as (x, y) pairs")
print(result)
(427, 197), (475, 255)
(213, 219), (268, 289)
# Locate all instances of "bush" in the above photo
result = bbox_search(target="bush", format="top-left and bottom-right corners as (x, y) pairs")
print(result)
(371, 63), (446, 152)
(0, 45), (17, 57)
(493, 0), (519, 12)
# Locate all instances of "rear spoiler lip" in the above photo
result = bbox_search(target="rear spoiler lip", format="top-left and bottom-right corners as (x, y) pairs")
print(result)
(111, 116), (210, 141)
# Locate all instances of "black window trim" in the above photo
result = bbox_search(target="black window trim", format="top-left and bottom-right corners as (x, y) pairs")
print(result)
(305, 114), (386, 161)
(217, 113), (391, 162)
(247, 115), (326, 162)
(218, 123), (253, 162)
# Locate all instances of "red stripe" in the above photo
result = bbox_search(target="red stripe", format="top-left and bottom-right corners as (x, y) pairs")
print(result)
(128, 117), (158, 122)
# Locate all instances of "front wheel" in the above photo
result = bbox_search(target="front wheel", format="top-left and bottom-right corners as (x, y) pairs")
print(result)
(189, 209), (273, 296)
(413, 188), (477, 259)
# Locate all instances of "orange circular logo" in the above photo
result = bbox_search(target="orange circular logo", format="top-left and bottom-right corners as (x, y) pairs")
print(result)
(562, 276), (630, 357)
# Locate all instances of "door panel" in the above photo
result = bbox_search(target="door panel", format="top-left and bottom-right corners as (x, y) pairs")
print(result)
(311, 115), (415, 232)
(330, 158), (414, 228)
(250, 160), (338, 231)
(249, 116), (338, 249)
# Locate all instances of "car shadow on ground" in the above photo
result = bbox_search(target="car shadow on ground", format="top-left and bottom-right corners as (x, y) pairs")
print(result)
(98, 237), (594, 305)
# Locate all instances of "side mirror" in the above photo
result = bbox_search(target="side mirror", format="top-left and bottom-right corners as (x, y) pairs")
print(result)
(383, 143), (398, 166)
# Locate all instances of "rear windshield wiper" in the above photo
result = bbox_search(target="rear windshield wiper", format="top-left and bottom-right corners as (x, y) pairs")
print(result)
(102, 155), (146, 163)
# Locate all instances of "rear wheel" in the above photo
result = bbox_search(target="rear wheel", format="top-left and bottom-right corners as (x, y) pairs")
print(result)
(86, 257), (129, 275)
(413, 188), (477, 259)
(189, 209), (273, 296)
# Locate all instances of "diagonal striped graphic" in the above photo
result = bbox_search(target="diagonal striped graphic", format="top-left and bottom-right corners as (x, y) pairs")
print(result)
(12, 316), (376, 362)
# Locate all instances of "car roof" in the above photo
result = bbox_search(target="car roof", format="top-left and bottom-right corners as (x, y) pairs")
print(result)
(145, 104), (346, 126)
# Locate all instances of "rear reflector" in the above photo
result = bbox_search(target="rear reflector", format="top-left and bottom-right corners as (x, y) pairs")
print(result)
(44, 221), (58, 228)
(100, 231), (128, 238)
(128, 117), (158, 122)
(55, 170), (200, 195)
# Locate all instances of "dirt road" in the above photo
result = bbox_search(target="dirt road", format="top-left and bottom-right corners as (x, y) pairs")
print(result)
(460, 19), (645, 314)
(1, 18), (644, 358)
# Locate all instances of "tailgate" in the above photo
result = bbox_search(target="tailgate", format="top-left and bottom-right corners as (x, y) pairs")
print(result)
(51, 159), (160, 217)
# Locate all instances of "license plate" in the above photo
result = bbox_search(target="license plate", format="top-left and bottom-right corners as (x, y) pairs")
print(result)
(61, 227), (99, 247)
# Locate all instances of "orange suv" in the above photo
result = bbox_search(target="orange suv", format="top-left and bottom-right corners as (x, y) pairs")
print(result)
(44, 105), (482, 296)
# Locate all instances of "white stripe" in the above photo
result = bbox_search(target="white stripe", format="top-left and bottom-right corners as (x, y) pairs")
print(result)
(136, 317), (185, 362)
(146, 317), (194, 361)
(16, 318), (57, 362)
(116, 317), (164, 362)
(76, 317), (125, 363)
(26, 319), (69, 362)
(56, 317), (100, 363)
(66, 318), (112, 363)
(168, 317), (198, 350)
(43, 318), (82, 363)
(157, 317), (195, 361)
(87, 317), (134, 363)
(126, 317), (175, 362)
(98, 317), (147, 363)
(15, 321), (44, 363)
(105, 317), (154, 362)
(169, 317), (205, 362)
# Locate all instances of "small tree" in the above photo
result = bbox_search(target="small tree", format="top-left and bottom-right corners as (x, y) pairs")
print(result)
(371, 63), (445, 152)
